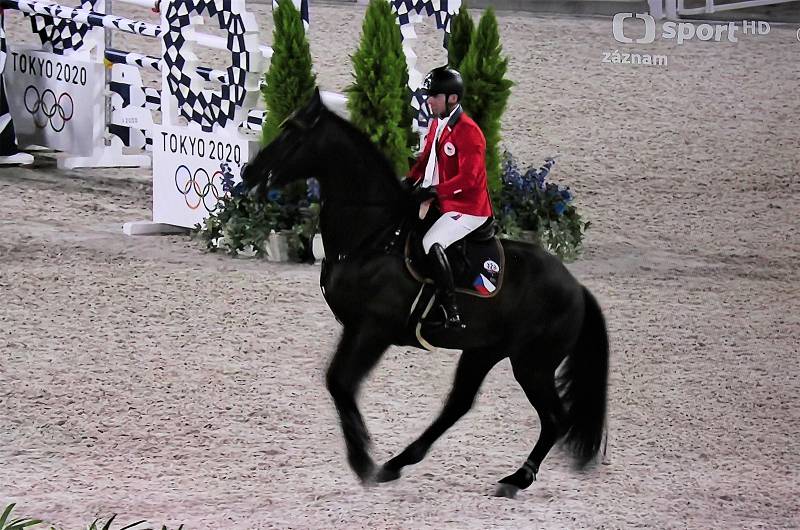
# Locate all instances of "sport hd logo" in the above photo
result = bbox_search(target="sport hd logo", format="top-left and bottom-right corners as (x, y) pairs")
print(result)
(604, 14), (771, 67)
(612, 13), (771, 44)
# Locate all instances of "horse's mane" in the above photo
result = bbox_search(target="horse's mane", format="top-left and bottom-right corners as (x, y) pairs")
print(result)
(320, 108), (404, 193)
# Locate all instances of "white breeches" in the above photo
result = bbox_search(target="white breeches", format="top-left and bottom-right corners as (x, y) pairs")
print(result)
(422, 211), (490, 254)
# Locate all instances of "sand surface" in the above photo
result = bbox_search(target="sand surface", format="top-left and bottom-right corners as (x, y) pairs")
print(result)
(1, 5), (799, 529)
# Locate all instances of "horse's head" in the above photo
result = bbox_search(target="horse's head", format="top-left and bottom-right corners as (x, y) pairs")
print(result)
(242, 88), (328, 198)
(243, 87), (405, 210)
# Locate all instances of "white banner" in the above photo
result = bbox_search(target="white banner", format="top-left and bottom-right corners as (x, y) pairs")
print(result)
(153, 125), (258, 228)
(4, 46), (103, 155)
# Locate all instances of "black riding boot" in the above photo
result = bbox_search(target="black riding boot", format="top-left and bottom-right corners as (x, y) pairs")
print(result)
(429, 243), (465, 329)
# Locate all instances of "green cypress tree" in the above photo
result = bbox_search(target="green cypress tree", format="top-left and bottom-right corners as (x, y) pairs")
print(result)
(261, 0), (317, 147)
(347, 0), (413, 176)
(459, 7), (513, 203)
(447, 4), (475, 70)
(402, 84), (419, 160)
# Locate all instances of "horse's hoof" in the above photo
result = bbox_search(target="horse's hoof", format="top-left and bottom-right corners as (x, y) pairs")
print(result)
(374, 465), (402, 483)
(351, 458), (377, 485)
(494, 483), (520, 499)
(360, 473), (378, 487)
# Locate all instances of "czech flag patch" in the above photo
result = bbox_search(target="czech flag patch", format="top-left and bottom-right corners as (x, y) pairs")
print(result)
(473, 274), (497, 295)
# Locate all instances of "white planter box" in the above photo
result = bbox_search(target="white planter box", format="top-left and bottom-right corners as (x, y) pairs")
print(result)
(267, 231), (290, 262)
(312, 233), (325, 263)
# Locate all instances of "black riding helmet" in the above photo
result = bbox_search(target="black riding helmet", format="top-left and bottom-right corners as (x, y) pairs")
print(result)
(421, 66), (464, 100)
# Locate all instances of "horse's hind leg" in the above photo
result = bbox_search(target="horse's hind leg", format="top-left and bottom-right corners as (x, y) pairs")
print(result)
(326, 324), (390, 483)
(495, 358), (566, 499)
(376, 348), (503, 483)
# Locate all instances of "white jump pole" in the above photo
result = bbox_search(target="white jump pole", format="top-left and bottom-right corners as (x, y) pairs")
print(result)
(3, 0), (164, 37)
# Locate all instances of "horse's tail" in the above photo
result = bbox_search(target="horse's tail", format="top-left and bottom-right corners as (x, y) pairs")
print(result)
(557, 286), (609, 468)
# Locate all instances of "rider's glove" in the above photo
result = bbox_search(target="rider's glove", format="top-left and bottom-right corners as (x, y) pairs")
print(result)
(400, 177), (417, 193)
(411, 185), (438, 203)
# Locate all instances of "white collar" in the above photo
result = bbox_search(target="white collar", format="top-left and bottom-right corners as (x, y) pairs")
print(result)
(437, 104), (461, 126)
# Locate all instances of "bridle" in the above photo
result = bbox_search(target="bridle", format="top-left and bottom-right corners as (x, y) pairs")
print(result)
(279, 110), (321, 131)
(266, 114), (321, 186)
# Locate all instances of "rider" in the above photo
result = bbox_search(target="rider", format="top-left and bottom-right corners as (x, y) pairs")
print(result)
(404, 66), (494, 329)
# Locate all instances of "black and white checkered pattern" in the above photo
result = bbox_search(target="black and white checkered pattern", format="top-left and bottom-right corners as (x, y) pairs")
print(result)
(27, 0), (102, 55)
(18, 0), (162, 54)
(245, 109), (265, 131)
(391, 0), (453, 32)
(111, 80), (258, 131)
(163, 0), (258, 132)
(105, 48), (229, 85)
(144, 87), (160, 111)
(106, 48), (162, 71)
(0, 10), (19, 156)
(391, 0), (460, 131)
(1, 10), (7, 71)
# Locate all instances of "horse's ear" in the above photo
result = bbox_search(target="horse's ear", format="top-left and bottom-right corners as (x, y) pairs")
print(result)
(309, 87), (323, 113)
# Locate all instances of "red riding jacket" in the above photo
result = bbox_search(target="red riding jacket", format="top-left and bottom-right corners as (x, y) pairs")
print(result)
(408, 108), (494, 217)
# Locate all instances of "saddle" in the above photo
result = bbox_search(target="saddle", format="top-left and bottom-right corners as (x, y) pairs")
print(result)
(404, 218), (505, 298)
(399, 217), (505, 348)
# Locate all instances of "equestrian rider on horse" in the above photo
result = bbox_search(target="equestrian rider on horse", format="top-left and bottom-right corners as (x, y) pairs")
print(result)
(404, 66), (494, 329)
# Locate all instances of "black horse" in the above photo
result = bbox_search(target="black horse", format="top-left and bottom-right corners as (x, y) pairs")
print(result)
(243, 89), (609, 498)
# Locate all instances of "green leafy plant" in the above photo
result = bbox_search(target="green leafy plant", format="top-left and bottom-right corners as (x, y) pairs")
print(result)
(202, 0), (321, 261)
(0, 504), (42, 530)
(261, 0), (316, 147)
(347, 0), (414, 176)
(1, 505), (184, 530)
(497, 152), (590, 262)
(447, 3), (475, 70)
(194, 183), (320, 262)
(86, 515), (147, 530)
(260, 0), (317, 205)
(459, 7), (513, 203)
(286, 202), (321, 263)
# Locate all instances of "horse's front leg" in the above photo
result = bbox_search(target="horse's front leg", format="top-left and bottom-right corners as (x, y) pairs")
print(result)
(326, 324), (389, 483)
(376, 347), (504, 483)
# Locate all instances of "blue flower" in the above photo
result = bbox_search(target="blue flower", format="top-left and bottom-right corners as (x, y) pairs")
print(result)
(307, 178), (321, 202)
(267, 189), (282, 202)
(230, 181), (246, 197)
(554, 201), (566, 216)
(560, 189), (572, 202)
(220, 163), (236, 193)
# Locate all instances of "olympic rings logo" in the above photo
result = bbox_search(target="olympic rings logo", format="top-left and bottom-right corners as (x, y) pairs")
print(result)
(174, 165), (226, 212)
(24, 86), (74, 132)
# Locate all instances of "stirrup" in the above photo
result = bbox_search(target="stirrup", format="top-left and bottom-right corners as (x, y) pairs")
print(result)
(441, 303), (466, 329)
(445, 313), (466, 329)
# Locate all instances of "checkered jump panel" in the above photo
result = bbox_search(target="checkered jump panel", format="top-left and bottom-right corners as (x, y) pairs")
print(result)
(163, 0), (261, 132)
(390, 0), (461, 132)
(391, 0), (453, 31)
(27, 0), (103, 55)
